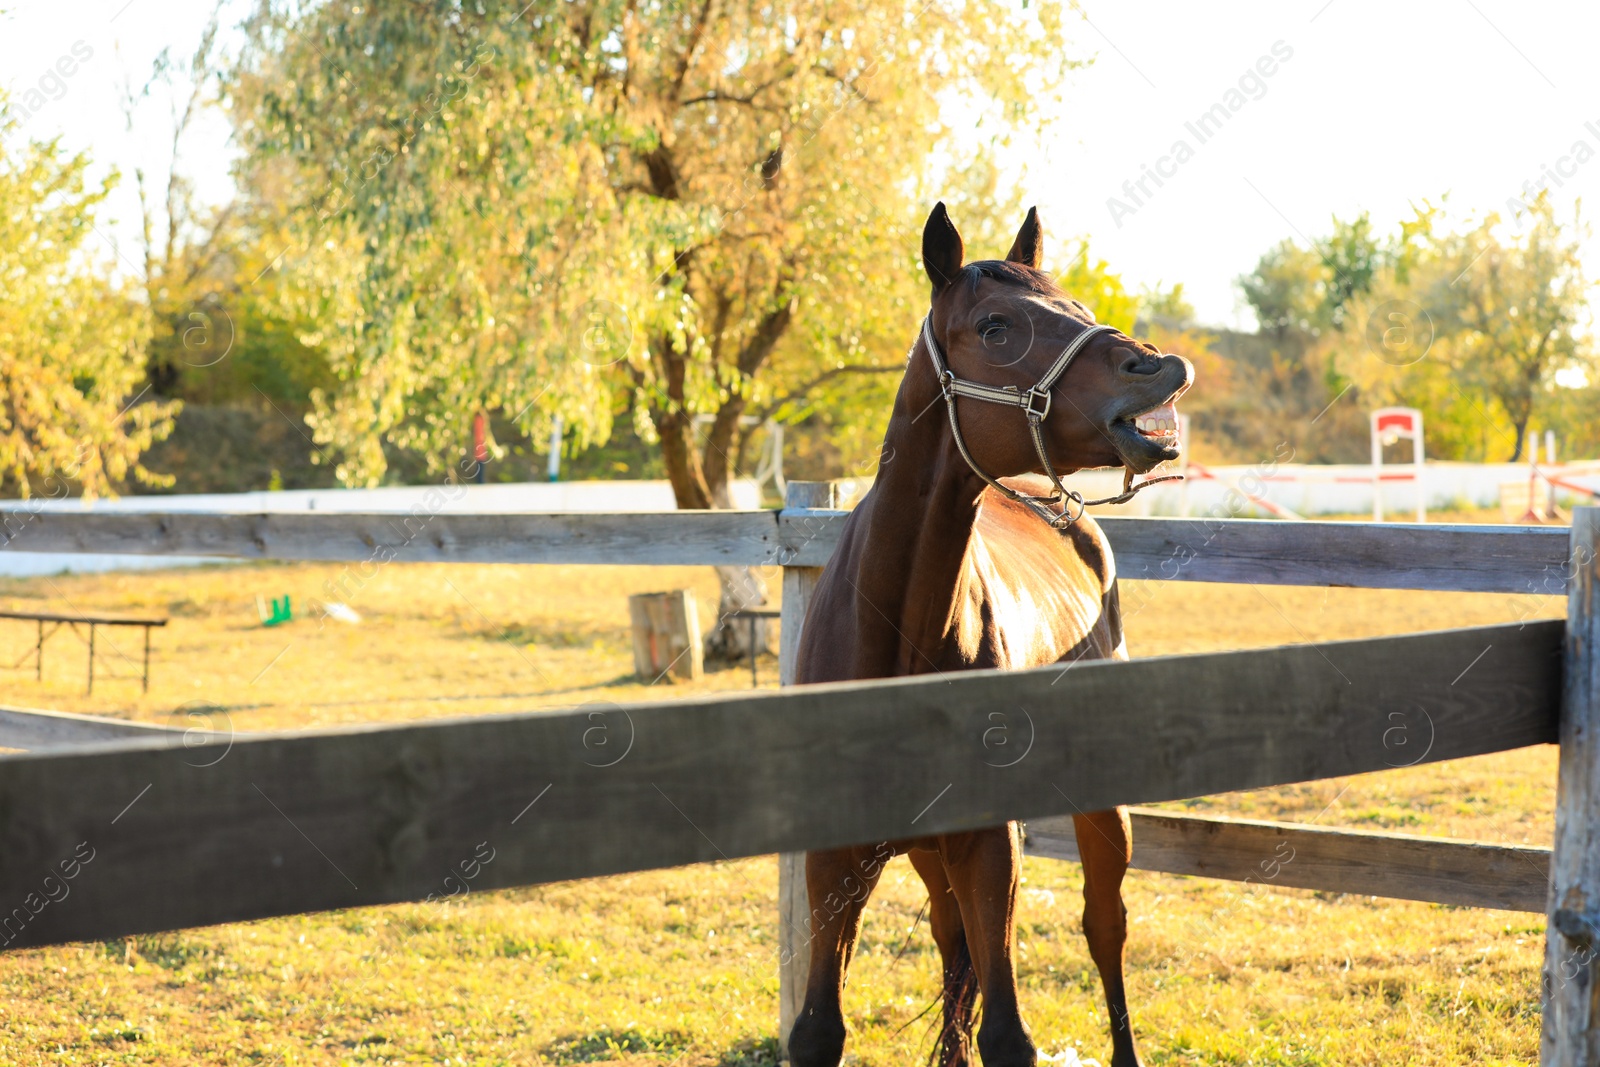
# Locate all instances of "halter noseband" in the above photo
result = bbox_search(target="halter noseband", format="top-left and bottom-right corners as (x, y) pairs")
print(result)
(920, 314), (1182, 530)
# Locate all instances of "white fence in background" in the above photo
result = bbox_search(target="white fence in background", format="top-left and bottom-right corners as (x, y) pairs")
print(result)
(1083, 461), (1600, 519)
(3, 462), (1597, 577)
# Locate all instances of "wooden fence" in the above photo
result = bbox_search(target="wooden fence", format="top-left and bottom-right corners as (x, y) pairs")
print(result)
(0, 494), (1593, 1063)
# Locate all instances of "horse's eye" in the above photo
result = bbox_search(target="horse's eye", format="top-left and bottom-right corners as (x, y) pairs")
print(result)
(978, 317), (1008, 340)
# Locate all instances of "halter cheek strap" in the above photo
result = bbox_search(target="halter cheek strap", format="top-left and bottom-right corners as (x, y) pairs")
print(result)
(920, 314), (1183, 530)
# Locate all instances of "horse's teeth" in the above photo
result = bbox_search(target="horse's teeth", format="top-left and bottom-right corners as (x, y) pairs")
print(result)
(1133, 412), (1178, 437)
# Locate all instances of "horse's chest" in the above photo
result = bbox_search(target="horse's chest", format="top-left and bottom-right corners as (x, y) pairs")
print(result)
(948, 531), (1113, 671)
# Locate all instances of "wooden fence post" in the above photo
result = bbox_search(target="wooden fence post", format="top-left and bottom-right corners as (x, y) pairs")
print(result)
(777, 480), (839, 1059)
(1543, 505), (1600, 1065)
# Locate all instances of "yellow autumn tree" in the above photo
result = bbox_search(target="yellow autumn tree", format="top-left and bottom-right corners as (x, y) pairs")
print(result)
(0, 99), (177, 498)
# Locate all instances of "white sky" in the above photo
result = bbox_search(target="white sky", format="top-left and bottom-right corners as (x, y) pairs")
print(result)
(0, 0), (244, 278)
(1032, 1), (1600, 329)
(4, 0), (1599, 329)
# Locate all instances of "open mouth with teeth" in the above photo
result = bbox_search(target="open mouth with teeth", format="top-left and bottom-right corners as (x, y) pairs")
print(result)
(1131, 402), (1180, 443)
(1107, 396), (1185, 472)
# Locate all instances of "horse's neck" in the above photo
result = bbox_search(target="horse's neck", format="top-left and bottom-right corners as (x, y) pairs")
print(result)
(850, 400), (988, 673)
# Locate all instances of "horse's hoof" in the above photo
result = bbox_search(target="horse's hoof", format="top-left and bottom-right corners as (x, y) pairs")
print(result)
(787, 1010), (847, 1067)
(975, 1025), (1036, 1067)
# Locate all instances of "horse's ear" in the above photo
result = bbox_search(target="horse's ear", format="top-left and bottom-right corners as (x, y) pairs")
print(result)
(922, 202), (964, 291)
(1006, 206), (1043, 269)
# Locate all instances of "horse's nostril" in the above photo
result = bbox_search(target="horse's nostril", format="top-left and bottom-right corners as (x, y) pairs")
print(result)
(1120, 355), (1159, 376)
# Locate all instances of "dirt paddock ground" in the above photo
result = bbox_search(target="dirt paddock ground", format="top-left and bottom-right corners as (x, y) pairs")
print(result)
(0, 544), (1566, 1065)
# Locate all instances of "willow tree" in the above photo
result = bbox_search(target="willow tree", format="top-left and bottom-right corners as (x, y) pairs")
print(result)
(233, 0), (1070, 502)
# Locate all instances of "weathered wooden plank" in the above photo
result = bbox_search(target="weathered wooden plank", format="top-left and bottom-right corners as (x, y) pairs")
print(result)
(0, 509), (784, 567)
(1100, 516), (1572, 595)
(0, 508), (1575, 594)
(778, 513), (1572, 593)
(0, 620), (1559, 950)
(1025, 809), (1550, 913)
(773, 507), (848, 567)
(1542, 507), (1600, 1065)
(0, 706), (183, 751)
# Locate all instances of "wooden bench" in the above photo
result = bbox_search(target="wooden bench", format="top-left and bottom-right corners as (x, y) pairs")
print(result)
(0, 610), (168, 694)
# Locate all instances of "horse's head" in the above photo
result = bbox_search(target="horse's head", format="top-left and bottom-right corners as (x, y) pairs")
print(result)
(919, 203), (1192, 500)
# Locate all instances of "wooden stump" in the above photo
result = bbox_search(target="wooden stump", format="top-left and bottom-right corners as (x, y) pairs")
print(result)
(627, 590), (703, 682)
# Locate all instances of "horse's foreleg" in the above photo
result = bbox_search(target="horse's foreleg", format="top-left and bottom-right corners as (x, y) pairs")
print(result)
(908, 848), (977, 1067)
(1073, 808), (1144, 1067)
(942, 825), (1036, 1067)
(788, 846), (886, 1067)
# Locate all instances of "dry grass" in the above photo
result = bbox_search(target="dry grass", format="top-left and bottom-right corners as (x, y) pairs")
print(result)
(0, 561), (759, 729)
(0, 551), (1566, 1065)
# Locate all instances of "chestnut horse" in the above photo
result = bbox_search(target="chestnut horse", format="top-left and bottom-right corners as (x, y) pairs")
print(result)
(787, 204), (1192, 1067)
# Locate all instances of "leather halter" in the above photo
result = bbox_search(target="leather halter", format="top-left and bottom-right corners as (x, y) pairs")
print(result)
(920, 313), (1182, 530)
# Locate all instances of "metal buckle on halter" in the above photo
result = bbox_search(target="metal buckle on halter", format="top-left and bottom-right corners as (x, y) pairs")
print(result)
(1023, 387), (1052, 422)
(937, 370), (956, 400)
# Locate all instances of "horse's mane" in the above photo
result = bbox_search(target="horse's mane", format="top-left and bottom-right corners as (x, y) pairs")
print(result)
(959, 259), (1068, 298)
(961, 261), (1097, 324)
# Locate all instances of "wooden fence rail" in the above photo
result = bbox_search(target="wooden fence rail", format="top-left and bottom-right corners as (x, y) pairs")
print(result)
(0, 706), (183, 750)
(0, 711), (1550, 912)
(0, 619), (1559, 950)
(1025, 810), (1551, 913)
(0, 509), (784, 568)
(0, 508), (1576, 594)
